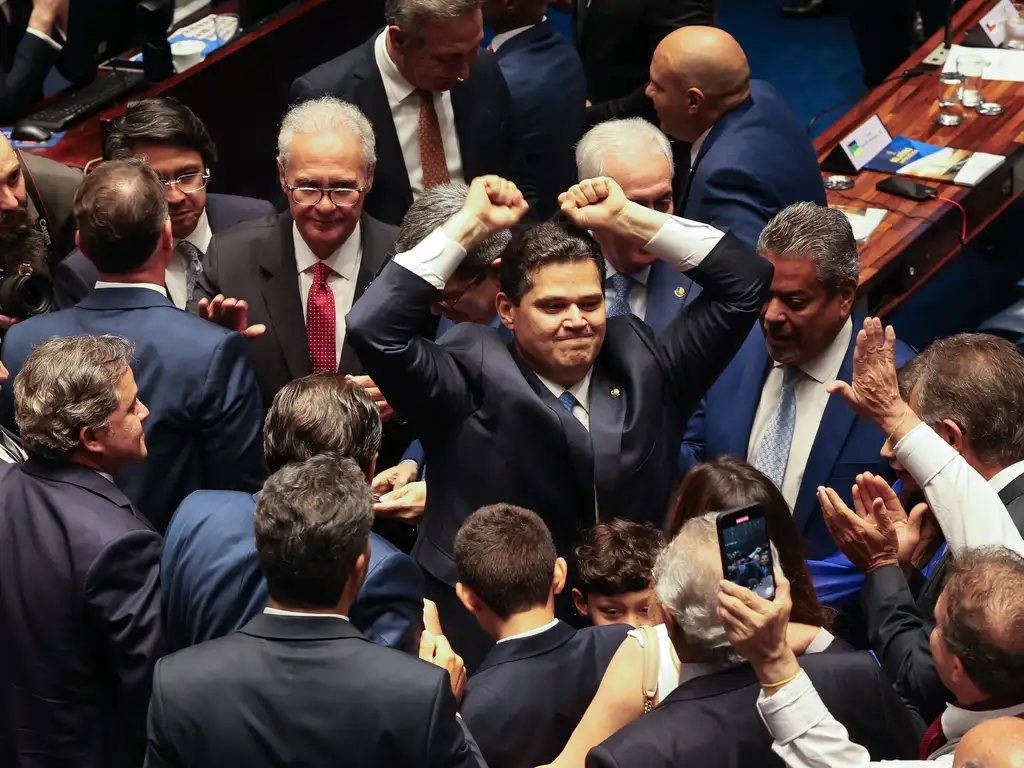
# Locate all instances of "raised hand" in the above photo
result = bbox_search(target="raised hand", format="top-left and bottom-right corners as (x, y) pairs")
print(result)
(418, 630), (467, 702)
(346, 374), (393, 422)
(197, 294), (266, 339)
(856, 472), (931, 574)
(718, 575), (800, 689)
(443, 176), (529, 252)
(558, 177), (629, 233)
(819, 484), (900, 573)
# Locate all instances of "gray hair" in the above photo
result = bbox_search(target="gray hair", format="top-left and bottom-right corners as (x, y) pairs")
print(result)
(655, 512), (782, 669)
(395, 182), (511, 277)
(14, 335), (135, 460)
(575, 118), (675, 180)
(385, 0), (482, 36)
(756, 202), (860, 291)
(913, 334), (1024, 468)
(278, 97), (376, 173)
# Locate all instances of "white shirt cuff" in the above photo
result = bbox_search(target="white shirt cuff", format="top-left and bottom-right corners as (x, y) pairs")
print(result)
(893, 422), (957, 488)
(392, 228), (467, 290)
(642, 216), (725, 273)
(756, 671), (830, 744)
(26, 26), (61, 51)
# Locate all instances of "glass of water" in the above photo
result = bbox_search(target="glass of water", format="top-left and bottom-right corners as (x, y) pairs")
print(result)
(1006, 16), (1024, 50)
(956, 54), (986, 107)
(936, 72), (966, 125)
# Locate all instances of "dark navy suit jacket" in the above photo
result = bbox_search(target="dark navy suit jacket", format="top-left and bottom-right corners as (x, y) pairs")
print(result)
(0, 459), (163, 768)
(679, 318), (915, 560)
(680, 80), (827, 248)
(492, 21), (586, 219)
(161, 489), (426, 654)
(347, 232), (772, 587)
(640, 258), (703, 332)
(0, 287), (266, 533)
(53, 193), (276, 309)
(462, 620), (630, 768)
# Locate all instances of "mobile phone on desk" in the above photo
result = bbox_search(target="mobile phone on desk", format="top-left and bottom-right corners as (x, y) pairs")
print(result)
(717, 504), (775, 600)
(875, 176), (937, 201)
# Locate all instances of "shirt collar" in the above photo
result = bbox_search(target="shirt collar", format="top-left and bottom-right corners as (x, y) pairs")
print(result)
(292, 221), (362, 281)
(94, 470), (115, 484)
(177, 209), (212, 254)
(989, 460), (1024, 494)
(93, 281), (168, 297)
(941, 700), (1024, 742)
(374, 28), (418, 105)
(690, 126), (713, 168)
(489, 18), (544, 52)
(495, 617), (559, 644)
(604, 260), (651, 286)
(535, 368), (593, 412)
(791, 316), (852, 385)
(264, 606), (350, 621)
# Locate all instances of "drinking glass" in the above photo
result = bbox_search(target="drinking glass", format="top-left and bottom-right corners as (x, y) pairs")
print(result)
(936, 72), (966, 125)
(1005, 17), (1024, 50)
(956, 54), (986, 108)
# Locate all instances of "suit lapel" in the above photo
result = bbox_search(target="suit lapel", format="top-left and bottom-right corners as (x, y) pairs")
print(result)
(260, 215), (312, 381)
(729, 334), (772, 457)
(450, 80), (477, 179)
(574, 0), (594, 50)
(590, 363), (626, 513)
(356, 56), (413, 213)
(645, 260), (695, 332)
(338, 216), (394, 375)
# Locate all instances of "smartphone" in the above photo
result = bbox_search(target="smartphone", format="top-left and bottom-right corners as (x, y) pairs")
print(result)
(717, 504), (776, 600)
(875, 176), (937, 201)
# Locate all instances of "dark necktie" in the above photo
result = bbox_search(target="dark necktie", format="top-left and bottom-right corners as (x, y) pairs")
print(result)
(558, 391), (577, 413)
(306, 261), (336, 374)
(919, 713), (947, 759)
(418, 90), (450, 190)
(606, 272), (636, 317)
(179, 241), (203, 304)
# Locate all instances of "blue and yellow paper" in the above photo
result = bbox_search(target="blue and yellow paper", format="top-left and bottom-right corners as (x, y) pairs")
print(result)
(866, 135), (1004, 187)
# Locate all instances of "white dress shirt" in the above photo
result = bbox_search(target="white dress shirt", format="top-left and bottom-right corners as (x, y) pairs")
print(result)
(757, 669), (1024, 768)
(495, 617), (559, 644)
(893, 423), (1024, 555)
(535, 370), (592, 431)
(987, 460), (1024, 495)
(373, 29), (465, 197)
(93, 281), (168, 296)
(748, 318), (853, 512)
(264, 606), (350, 621)
(0, 427), (26, 463)
(164, 210), (212, 310)
(690, 126), (713, 169)
(293, 221), (363, 366)
(488, 18), (545, 52)
(604, 262), (652, 321)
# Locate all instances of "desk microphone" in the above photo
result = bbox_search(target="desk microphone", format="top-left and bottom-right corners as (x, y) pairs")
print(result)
(805, 64), (928, 136)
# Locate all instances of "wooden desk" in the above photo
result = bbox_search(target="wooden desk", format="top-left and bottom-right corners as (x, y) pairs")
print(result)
(31, 0), (384, 201)
(815, 0), (1024, 317)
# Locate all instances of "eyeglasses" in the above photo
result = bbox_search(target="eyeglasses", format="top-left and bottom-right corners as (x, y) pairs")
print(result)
(162, 170), (211, 194)
(284, 184), (367, 207)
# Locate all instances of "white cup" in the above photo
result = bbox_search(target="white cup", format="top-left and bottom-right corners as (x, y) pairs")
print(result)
(171, 40), (206, 73)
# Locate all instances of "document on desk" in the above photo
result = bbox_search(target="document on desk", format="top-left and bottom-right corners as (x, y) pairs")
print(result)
(866, 136), (1004, 186)
(833, 204), (887, 244)
(942, 44), (1024, 81)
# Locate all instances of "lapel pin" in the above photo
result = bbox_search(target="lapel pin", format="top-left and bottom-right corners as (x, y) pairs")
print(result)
(674, 286), (687, 298)
(610, 388), (621, 398)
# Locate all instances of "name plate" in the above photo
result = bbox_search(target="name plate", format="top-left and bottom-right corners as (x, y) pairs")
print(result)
(965, 0), (1021, 47)
(821, 114), (893, 175)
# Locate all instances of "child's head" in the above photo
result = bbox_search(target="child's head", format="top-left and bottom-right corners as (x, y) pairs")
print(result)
(454, 504), (567, 635)
(572, 519), (665, 627)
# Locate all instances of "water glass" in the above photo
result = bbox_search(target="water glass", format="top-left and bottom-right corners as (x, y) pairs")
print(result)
(956, 54), (986, 108)
(1006, 17), (1024, 49)
(936, 72), (966, 125)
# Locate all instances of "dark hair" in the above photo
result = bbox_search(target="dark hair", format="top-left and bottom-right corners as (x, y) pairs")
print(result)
(913, 334), (1024, 468)
(574, 519), (665, 597)
(499, 222), (604, 305)
(73, 158), (168, 274)
(263, 374), (382, 475)
(254, 455), (374, 609)
(104, 97), (218, 167)
(668, 456), (829, 629)
(942, 547), (1024, 701)
(454, 504), (557, 620)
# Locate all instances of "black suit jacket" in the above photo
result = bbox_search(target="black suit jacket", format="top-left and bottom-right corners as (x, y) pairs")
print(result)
(462, 621), (630, 768)
(575, 0), (713, 125)
(143, 612), (483, 768)
(188, 211), (397, 409)
(0, 459), (164, 768)
(54, 193), (276, 309)
(290, 31), (537, 226)
(0, 3), (60, 123)
(586, 652), (921, 768)
(347, 232), (772, 586)
(862, 471), (1024, 724)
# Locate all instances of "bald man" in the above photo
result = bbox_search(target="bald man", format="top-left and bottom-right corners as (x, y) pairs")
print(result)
(955, 718), (1024, 768)
(645, 27), (826, 247)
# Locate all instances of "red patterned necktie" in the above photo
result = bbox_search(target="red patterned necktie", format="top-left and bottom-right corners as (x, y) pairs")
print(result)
(418, 89), (451, 189)
(306, 261), (336, 374)
(919, 713), (947, 759)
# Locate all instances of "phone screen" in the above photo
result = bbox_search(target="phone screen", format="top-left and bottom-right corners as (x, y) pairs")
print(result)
(718, 508), (776, 600)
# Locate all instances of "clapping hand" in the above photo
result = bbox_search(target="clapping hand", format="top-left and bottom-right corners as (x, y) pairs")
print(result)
(718, 574), (801, 689)
(818, 481), (900, 573)
(197, 294), (266, 339)
(855, 472), (934, 575)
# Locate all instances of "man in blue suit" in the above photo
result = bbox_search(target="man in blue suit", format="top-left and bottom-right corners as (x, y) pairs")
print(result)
(53, 97), (274, 309)
(1, 159), (266, 533)
(575, 117), (700, 332)
(162, 372), (425, 654)
(482, 0), (586, 219)
(647, 27), (826, 247)
(680, 203), (914, 559)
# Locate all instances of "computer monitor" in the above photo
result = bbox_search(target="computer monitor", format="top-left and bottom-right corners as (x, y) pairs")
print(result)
(59, 0), (174, 83)
(236, 0), (297, 29)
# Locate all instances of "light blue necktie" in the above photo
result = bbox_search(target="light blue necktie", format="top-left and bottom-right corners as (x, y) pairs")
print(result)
(606, 272), (636, 318)
(754, 366), (801, 489)
(181, 241), (203, 303)
(558, 391), (577, 413)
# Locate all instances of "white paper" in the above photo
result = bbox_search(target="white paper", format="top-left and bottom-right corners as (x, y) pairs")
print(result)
(977, 0), (1020, 47)
(836, 207), (888, 244)
(839, 114), (893, 171)
(942, 44), (1024, 81)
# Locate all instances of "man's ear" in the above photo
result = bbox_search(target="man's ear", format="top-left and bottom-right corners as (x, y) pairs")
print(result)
(552, 556), (568, 597)
(935, 419), (965, 452)
(456, 582), (481, 615)
(487, 258), (502, 282)
(686, 87), (705, 113)
(571, 587), (589, 617)
(364, 162), (376, 194)
(496, 292), (515, 331)
(276, 157), (287, 193)
(79, 425), (104, 456)
(837, 278), (857, 315)
(350, 539), (372, 591)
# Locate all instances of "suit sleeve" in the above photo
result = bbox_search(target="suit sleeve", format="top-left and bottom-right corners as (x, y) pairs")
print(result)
(352, 550), (425, 655)
(143, 661), (180, 768)
(585, 745), (622, 768)
(187, 236), (223, 314)
(693, 165), (779, 248)
(654, 233), (773, 421)
(0, 32), (59, 123)
(497, 72), (540, 216)
(425, 675), (486, 768)
(861, 564), (948, 725)
(678, 396), (707, 475)
(84, 528), (165, 757)
(197, 332), (267, 493)
(52, 251), (95, 310)
(401, 439), (425, 469)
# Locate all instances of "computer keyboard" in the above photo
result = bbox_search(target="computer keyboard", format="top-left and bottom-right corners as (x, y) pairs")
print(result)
(16, 70), (146, 133)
